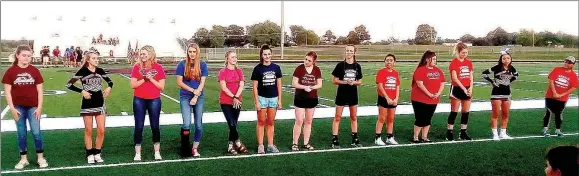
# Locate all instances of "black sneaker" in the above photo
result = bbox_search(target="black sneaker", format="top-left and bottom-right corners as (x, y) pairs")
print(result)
(331, 136), (340, 149)
(446, 130), (455, 141)
(351, 136), (363, 147)
(459, 131), (472, 140)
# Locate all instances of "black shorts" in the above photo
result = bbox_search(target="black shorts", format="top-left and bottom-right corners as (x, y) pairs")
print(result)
(335, 94), (358, 106)
(450, 85), (471, 100)
(545, 98), (566, 114)
(377, 96), (397, 109)
(294, 98), (318, 109)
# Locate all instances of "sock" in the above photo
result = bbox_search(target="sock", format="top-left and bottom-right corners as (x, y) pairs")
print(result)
(86, 149), (92, 157)
(543, 127), (549, 132)
(386, 133), (394, 138)
(491, 128), (498, 136)
(555, 129), (561, 133)
(375, 133), (381, 139)
(500, 128), (507, 135)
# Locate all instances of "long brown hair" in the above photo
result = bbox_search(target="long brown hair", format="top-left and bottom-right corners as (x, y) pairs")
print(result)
(13, 45), (32, 66)
(345, 44), (357, 62)
(138, 45), (157, 69)
(417, 50), (437, 68)
(184, 43), (201, 80)
(412, 50), (437, 86)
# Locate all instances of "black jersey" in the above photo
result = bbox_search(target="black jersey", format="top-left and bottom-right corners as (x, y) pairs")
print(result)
(482, 65), (518, 99)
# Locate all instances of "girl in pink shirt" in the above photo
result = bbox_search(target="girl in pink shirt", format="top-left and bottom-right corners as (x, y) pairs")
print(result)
(218, 51), (248, 155)
(129, 45), (166, 161)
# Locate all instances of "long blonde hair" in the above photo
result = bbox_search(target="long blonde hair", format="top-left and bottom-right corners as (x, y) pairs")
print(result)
(138, 45), (156, 69)
(82, 51), (98, 68)
(184, 43), (201, 80)
(224, 51), (236, 68)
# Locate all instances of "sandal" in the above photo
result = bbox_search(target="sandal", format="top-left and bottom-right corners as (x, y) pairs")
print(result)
(302, 143), (315, 150)
(235, 140), (248, 153)
(411, 138), (421, 143)
(421, 138), (432, 143)
(291, 144), (299, 151)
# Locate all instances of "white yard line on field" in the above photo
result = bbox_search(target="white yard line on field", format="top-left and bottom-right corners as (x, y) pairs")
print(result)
(1, 98), (577, 132)
(3, 133), (578, 174)
(1, 105), (10, 119)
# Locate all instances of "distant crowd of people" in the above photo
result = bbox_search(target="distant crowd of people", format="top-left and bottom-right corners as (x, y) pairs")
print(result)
(92, 34), (120, 46)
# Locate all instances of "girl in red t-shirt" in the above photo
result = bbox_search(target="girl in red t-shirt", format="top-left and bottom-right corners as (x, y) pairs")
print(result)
(130, 46), (166, 161)
(410, 50), (445, 143)
(2, 45), (49, 169)
(542, 56), (578, 137)
(218, 51), (248, 155)
(446, 42), (474, 141)
(374, 54), (400, 145)
(291, 51), (323, 151)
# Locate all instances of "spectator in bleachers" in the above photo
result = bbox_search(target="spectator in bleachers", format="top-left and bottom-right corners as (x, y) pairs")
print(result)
(92, 37), (96, 45)
(52, 46), (61, 67)
(41, 46), (50, 68)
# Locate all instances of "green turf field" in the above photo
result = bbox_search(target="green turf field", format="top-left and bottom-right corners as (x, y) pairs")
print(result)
(1, 108), (577, 175)
(1, 62), (577, 119)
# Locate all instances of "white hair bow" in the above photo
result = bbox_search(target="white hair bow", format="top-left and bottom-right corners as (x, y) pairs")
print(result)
(500, 48), (510, 55)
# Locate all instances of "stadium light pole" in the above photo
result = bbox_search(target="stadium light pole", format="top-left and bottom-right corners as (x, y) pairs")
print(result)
(281, 1), (284, 59)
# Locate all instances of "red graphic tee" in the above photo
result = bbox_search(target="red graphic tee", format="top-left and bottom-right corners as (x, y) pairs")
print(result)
(376, 68), (400, 99)
(546, 67), (579, 102)
(293, 64), (322, 99)
(1, 65), (44, 107)
(411, 66), (446, 105)
(449, 58), (473, 87)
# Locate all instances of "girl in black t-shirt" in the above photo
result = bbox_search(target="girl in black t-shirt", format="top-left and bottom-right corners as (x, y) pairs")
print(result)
(291, 51), (323, 151)
(331, 44), (363, 149)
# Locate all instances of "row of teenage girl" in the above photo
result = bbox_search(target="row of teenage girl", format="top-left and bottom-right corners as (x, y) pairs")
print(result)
(4, 43), (577, 169)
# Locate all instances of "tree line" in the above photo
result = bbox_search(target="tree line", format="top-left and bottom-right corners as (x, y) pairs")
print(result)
(179, 21), (578, 48)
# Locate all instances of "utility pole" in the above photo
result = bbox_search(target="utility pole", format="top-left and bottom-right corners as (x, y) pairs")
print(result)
(532, 29), (535, 47)
(281, 1), (284, 59)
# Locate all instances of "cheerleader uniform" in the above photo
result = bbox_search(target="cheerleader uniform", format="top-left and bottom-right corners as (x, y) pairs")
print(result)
(66, 67), (114, 116)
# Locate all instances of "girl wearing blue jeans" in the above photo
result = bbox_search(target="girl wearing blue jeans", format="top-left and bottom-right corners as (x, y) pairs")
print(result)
(176, 43), (208, 157)
(130, 46), (166, 161)
(2, 45), (49, 169)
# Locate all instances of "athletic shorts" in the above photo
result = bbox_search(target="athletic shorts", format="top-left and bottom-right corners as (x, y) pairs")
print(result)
(258, 96), (278, 108)
(42, 56), (49, 62)
(450, 85), (471, 100)
(377, 96), (397, 109)
(335, 94), (358, 106)
(294, 98), (318, 109)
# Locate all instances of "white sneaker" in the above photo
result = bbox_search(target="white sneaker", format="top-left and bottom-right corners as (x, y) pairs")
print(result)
(37, 158), (48, 168)
(87, 155), (95, 164)
(133, 153), (141, 161)
(499, 133), (513, 140)
(386, 137), (399, 145)
(154, 151), (162, 160)
(375, 137), (386, 146)
(192, 148), (201, 157)
(14, 159), (29, 169)
(94, 154), (104, 163)
(492, 135), (500, 141)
